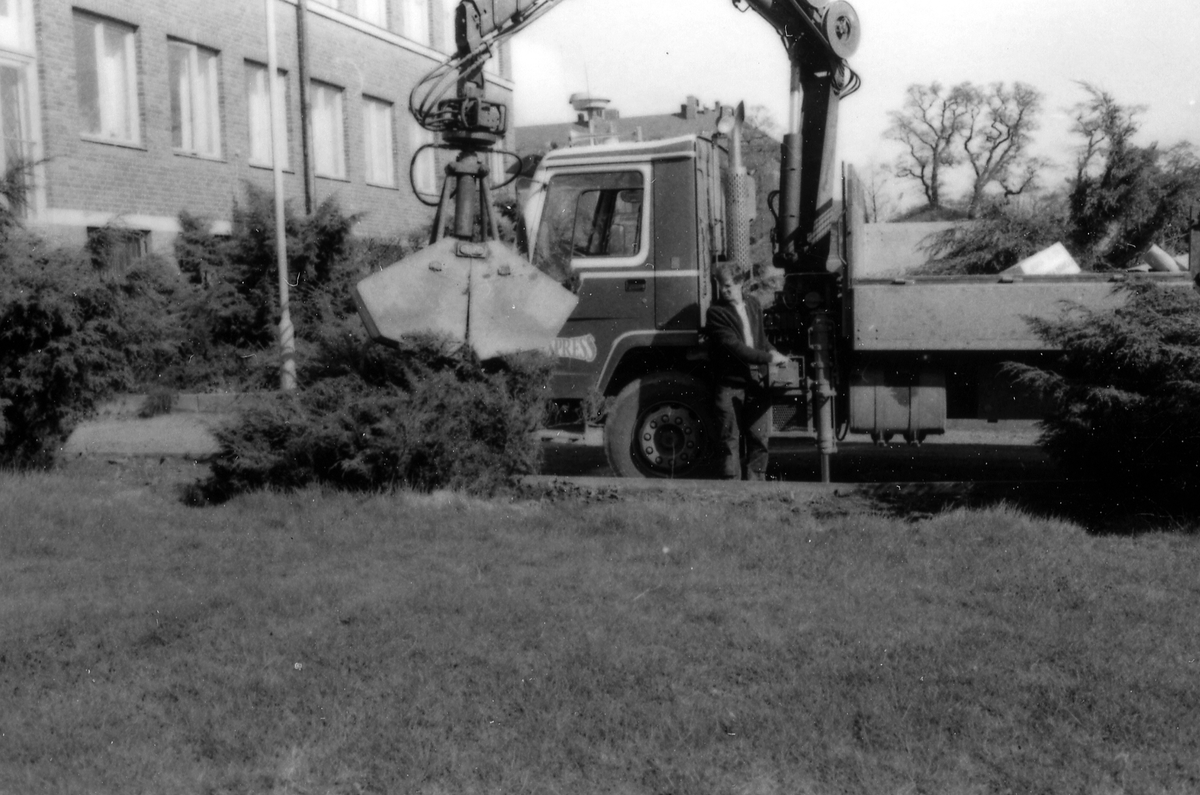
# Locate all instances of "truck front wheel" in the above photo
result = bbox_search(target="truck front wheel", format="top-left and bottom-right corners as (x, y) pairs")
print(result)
(604, 372), (717, 478)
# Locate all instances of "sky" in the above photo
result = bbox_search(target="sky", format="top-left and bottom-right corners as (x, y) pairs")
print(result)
(509, 0), (1200, 201)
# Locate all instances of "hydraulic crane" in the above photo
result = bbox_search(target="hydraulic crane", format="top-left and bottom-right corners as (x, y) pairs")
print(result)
(356, 0), (1199, 486)
(358, 0), (862, 480)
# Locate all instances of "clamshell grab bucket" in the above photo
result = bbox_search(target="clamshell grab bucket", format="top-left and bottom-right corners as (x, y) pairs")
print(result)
(353, 237), (579, 360)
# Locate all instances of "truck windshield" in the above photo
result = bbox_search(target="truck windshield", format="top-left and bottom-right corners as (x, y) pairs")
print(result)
(532, 171), (644, 283)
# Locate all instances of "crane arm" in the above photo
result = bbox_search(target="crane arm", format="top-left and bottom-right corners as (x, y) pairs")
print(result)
(413, 0), (858, 142)
(409, 0), (566, 140)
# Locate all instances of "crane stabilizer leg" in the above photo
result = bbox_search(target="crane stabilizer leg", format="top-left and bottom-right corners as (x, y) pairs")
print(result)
(759, 3), (858, 483)
(809, 312), (837, 482)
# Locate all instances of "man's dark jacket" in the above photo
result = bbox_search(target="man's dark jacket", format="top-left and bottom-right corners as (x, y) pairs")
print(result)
(705, 295), (775, 387)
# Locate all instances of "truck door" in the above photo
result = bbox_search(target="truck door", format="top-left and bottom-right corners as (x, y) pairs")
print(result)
(529, 166), (654, 397)
(652, 155), (702, 330)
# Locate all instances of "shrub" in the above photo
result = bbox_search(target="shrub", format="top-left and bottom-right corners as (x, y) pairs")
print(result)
(0, 231), (136, 466)
(920, 194), (1071, 275)
(174, 186), (360, 345)
(175, 210), (228, 286)
(194, 336), (553, 501)
(159, 188), (380, 391)
(1008, 282), (1200, 510)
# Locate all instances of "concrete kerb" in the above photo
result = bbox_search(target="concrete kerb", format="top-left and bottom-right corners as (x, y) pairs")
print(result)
(94, 391), (280, 419)
(61, 392), (279, 460)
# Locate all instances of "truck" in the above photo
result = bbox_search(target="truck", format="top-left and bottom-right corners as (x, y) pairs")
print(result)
(353, 0), (1199, 481)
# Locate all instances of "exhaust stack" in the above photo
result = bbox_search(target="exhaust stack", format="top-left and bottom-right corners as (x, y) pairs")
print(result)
(721, 102), (756, 277)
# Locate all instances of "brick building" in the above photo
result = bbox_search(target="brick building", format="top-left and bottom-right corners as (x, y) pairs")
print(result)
(2, 0), (511, 257)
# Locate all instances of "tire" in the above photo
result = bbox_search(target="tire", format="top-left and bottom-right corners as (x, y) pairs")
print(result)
(604, 372), (718, 479)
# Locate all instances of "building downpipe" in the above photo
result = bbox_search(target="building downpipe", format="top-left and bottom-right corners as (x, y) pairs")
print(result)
(296, 0), (315, 214)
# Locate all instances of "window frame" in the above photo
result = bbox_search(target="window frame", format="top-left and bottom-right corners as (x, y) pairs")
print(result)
(357, 0), (388, 27)
(0, 0), (33, 53)
(362, 96), (396, 188)
(0, 60), (32, 215)
(440, 0), (456, 54)
(245, 61), (290, 169)
(86, 226), (150, 271)
(310, 80), (346, 180)
(168, 39), (221, 158)
(408, 122), (437, 199)
(400, 0), (430, 46)
(531, 165), (652, 275)
(74, 12), (141, 146)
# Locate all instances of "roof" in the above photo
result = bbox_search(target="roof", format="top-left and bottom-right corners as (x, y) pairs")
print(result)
(538, 135), (703, 166)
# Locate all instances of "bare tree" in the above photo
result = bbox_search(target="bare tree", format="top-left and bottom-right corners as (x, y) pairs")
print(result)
(859, 160), (898, 222)
(959, 82), (1045, 218)
(744, 104), (782, 141)
(886, 82), (972, 210)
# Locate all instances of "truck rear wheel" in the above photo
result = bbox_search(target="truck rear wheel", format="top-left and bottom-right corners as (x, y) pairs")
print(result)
(604, 372), (717, 478)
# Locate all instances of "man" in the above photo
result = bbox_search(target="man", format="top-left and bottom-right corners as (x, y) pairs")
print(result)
(705, 264), (788, 480)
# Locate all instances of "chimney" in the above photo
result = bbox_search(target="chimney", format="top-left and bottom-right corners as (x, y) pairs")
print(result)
(681, 95), (700, 120)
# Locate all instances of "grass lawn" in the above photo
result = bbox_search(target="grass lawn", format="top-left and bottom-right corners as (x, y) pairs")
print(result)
(2, 461), (1199, 794)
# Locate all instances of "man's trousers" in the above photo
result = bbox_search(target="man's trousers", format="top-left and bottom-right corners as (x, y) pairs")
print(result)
(714, 382), (770, 480)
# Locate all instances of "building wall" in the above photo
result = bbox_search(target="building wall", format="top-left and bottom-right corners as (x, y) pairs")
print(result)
(27, 0), (512, 253)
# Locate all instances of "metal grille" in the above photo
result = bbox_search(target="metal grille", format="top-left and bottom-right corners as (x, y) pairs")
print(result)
(771, 399), (808, 432)
(727, 171), (753, 273)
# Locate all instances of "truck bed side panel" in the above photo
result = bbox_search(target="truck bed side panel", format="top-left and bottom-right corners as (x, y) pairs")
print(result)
(850, 279), (1129, 351)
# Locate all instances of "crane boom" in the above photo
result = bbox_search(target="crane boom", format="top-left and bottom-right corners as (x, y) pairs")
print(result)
(414, 0), (858, 266)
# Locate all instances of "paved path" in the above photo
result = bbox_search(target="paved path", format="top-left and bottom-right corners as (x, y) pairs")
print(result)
(60, 393), (271, 460)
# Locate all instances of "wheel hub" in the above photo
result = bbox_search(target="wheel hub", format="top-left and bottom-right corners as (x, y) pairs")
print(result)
(637, 403), (701, 474)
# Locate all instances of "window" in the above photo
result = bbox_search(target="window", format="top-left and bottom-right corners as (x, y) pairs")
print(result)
(246, 63), (288, 168)
(0, 0), (30, 52)
(313, 0), (387, 27)
(87, 226), (149, 271)
(409, 123), (437, 198)
(0, 62), (31, 214)
(74, 13), (139, 144)
(401, 0), (429, 45)
(532, 171), (646, 282)
(440, 0), (456, 54)
(357, 0), (388, 27)
(310, 81), (345, 179)
(169, 40), (220, 157)
(488, 150), (508, 188)
(362, 98), (395, 187)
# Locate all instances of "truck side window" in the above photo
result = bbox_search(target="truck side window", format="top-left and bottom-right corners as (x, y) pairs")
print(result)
(532, 171), (644, 283)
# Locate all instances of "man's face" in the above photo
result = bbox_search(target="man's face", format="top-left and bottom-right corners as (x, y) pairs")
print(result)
(717, 274), (742, 304)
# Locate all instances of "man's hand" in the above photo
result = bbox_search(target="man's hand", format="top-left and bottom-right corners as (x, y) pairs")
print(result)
(770, 351), (789, 366)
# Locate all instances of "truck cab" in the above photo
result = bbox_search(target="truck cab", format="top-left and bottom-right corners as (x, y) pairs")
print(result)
(523, 135), (737, 476)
